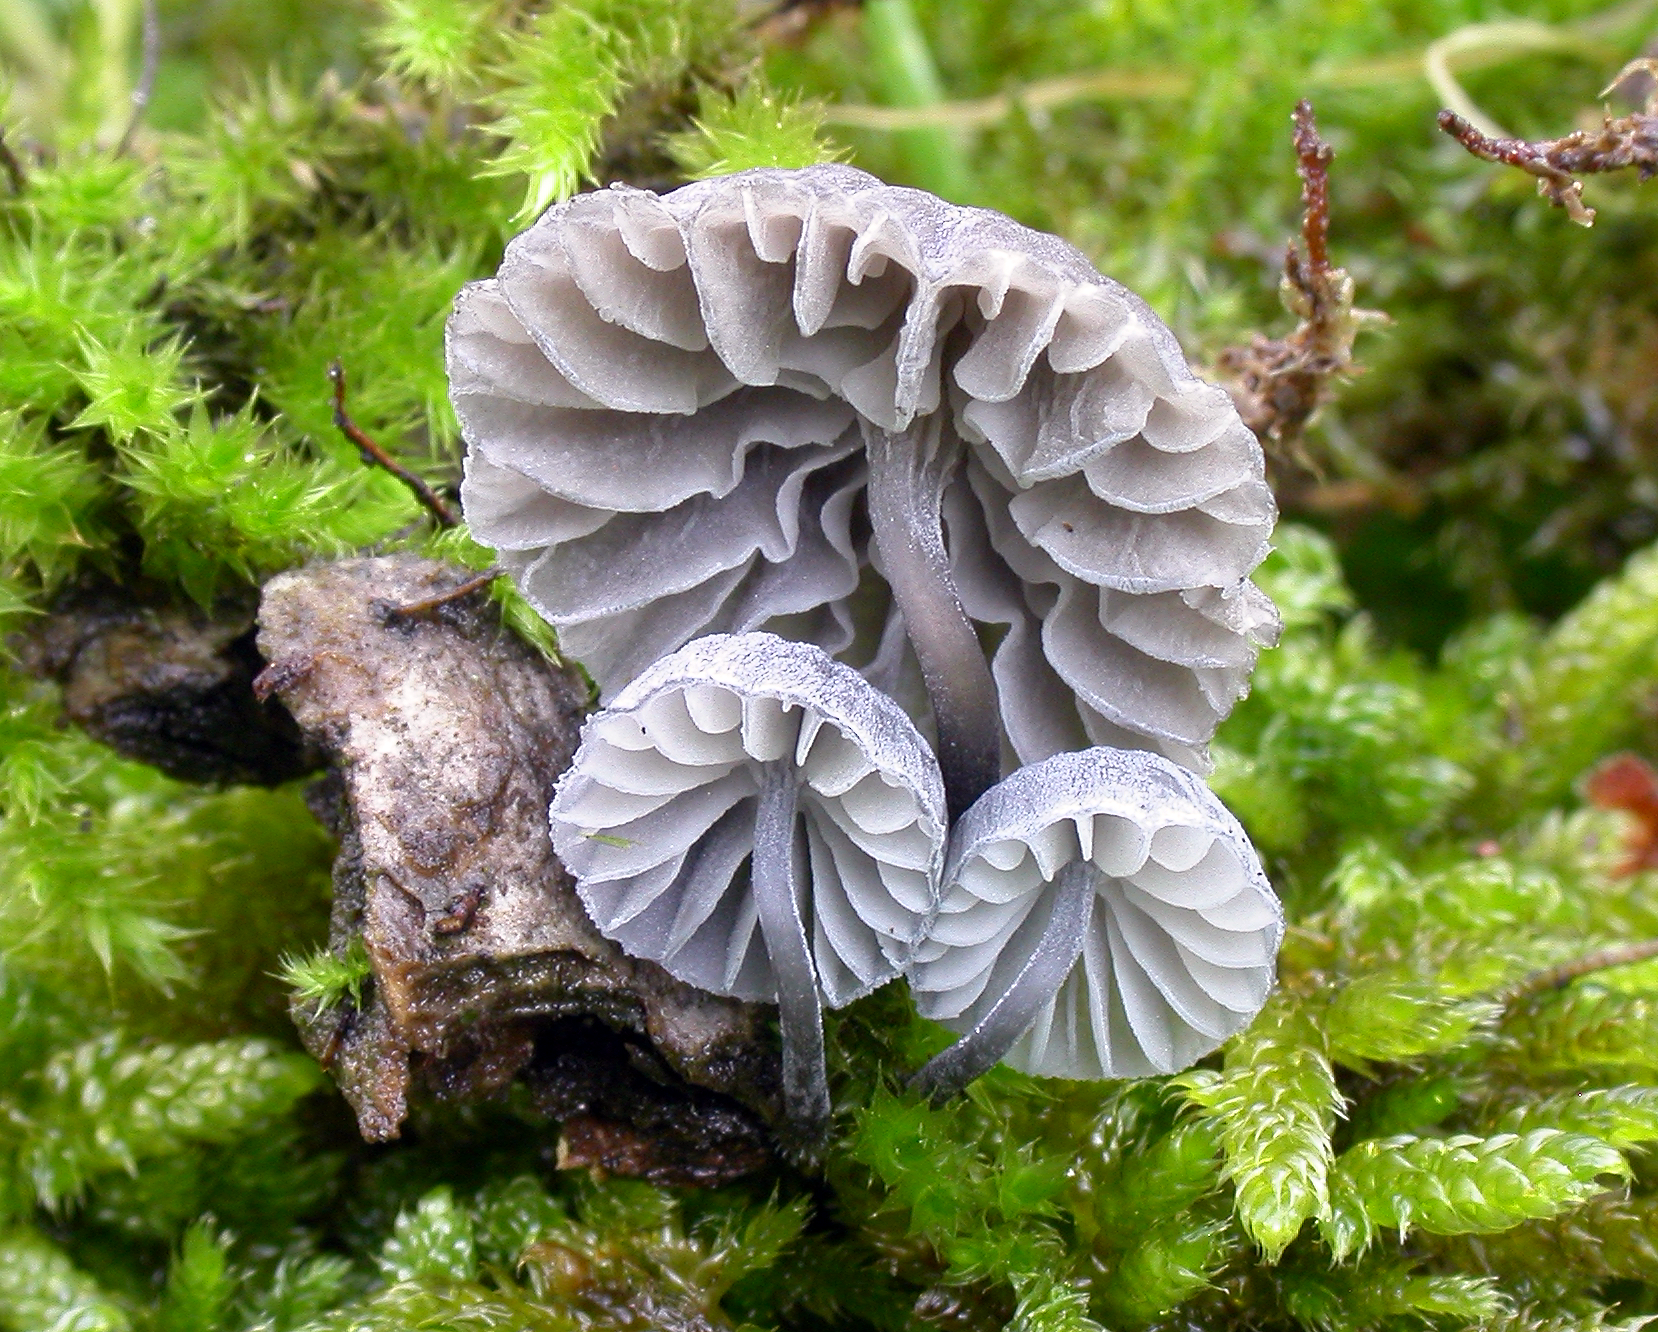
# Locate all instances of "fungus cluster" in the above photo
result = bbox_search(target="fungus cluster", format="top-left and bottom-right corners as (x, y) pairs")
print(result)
(448, 164), (1285, 1135)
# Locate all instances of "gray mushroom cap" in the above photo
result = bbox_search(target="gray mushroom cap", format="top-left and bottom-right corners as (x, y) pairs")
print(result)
(909, 747), (1282, 1092)
(451, 164), (1279, 777)
(551, 631), (946, 1137)
(549, 632), (946, 1007)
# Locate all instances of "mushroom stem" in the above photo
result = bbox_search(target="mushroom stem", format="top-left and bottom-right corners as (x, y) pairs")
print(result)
(864, 417), (1001, 821)
(752, 763), (831, 1140)
(910, 859), (1098, 1101)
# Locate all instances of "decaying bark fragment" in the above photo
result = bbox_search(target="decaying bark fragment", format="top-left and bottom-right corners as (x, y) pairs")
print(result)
(257, 556), (779, 1183)
(531, 1017), (772, 1185)
(20, 584), (316, 786)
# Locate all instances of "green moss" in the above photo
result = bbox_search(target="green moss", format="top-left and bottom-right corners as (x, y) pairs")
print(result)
(277, 939), (372, 1020)
(665, 81), (847, 180)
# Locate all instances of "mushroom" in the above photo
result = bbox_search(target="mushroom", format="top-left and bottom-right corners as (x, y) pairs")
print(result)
(548, 631), (946, 1138)
(449, 164), (1279, 819)
(907, 747), (1281, 1099)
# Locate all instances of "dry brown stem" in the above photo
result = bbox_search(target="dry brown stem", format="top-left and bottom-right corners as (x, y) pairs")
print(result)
(328, 359), (459, 528)
(375, 568), (502, 622)
(1218, 100), (1387, 453)
(115, 0), (161, 157)
(1437, 58), (1658, 226)
(1506, 939), (1658, 1002)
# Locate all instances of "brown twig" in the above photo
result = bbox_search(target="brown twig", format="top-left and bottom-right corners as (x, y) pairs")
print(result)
(1295, 99), (1333, 272)
(116, 0), (161, 157)
(0, 127), (25, 194)
(1217, 100), (1387, 453)
(328, 359), (458, 528)
(376, 570), (501, 623)
(1437, 58), (1658, 227)
(1505, 939), (1658, 1003)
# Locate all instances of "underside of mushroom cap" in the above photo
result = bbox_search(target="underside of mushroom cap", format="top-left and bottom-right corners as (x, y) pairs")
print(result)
(549, 632), (946, 1011)
(450, 165), (1279, 773)
(909, 746), (1283, 1080)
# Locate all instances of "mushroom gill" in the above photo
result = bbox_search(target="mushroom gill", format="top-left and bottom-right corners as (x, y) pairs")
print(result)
(549, 632), (946, 1141)
(908, 746), (1282, 1099)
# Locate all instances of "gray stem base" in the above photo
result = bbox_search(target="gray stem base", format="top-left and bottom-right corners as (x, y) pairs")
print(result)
(864, 416), (1002, 822)
(911, 860), (1099, 1101)
(751, 765), (830, 1146)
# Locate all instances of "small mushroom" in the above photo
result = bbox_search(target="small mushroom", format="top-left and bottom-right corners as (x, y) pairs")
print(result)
(450, 165), (1278, 819)
(549, 632), (946, 1139)
(908, 747), (1281, 1099)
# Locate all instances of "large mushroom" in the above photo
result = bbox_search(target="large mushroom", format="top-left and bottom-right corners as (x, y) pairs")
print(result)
(907, 747), (1281, 1099)
(449, 165), (1279, 818)
(548, 632), (946, 1140)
